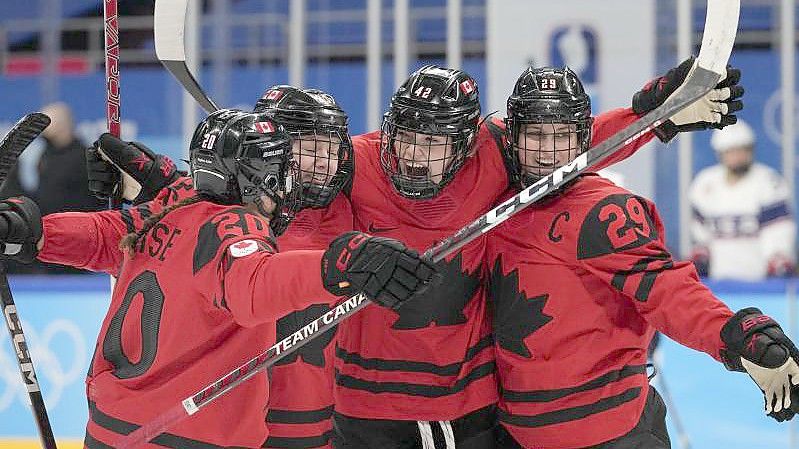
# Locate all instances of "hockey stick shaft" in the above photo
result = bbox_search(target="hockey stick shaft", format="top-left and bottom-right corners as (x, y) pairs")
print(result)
(103, 0), (123, 211)
(0, 113), (58, 449)
(103, 0), (121, 139)
(116, 61), (725, 449)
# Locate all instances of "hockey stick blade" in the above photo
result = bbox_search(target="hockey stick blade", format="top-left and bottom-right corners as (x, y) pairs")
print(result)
(118, 1), (740, 447)
(154, 0), (219, 113)
(0, 112), (57, 449)
(0, 113), (51, 186)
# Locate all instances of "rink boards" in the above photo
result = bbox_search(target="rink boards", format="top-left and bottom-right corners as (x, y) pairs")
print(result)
(0, 275), (795, 449)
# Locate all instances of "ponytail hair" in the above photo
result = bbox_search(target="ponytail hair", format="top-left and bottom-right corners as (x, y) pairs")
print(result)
(119, 196), (204, 254)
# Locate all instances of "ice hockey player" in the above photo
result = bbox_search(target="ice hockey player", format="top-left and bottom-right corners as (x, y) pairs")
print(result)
(87, 85), (356, 449)
(0, 108), (437, 448)
(254, 85), (355, 449)
(689, 119), (796, 280)
(332, 65), (657, 448)
(485, 66), (799, 449)
(88, 86), (356, 449)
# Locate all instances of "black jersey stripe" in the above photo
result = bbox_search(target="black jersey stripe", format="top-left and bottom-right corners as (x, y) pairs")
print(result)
(498, 387), (642, 428)
(335, 361), (495, 398)
(84, 431), (114, 449)
(267, 406), (334, 424)
(335, 334), (493, 376)
(262, 430), (335, 449)
(501, 364), (647, 402)
(88, 401), (249, 449)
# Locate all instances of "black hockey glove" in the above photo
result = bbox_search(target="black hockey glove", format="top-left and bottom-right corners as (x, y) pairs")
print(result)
(322, 231), (439, 310)
(0, 197), (42, 264)
(88, 133), (181, 205)
(632, 56), (744, 143)
(720, 307), (799, 422)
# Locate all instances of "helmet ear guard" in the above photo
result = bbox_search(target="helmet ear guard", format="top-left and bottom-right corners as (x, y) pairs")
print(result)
(191, 149), (239, 204)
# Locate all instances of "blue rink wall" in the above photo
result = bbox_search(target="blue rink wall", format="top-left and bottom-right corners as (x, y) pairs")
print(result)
(0, 275), (797, 448)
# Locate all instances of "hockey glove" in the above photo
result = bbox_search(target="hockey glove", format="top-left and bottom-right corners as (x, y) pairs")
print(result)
(322, 231), (439, 310)
(0, 197), (42, 264)
(632, 56), (744, 143)
(88, 133), (180, 205)
(720, 307), (799, 421)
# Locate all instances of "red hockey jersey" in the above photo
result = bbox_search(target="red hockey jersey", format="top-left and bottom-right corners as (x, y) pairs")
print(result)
(335, 108), (652, 421)
(486, 174), (733, 449)
(37, 181), (338, 449)
(266, 194), (355, 449)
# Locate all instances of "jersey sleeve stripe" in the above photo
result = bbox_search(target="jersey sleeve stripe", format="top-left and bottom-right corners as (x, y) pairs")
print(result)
(759, 201), (791, 225)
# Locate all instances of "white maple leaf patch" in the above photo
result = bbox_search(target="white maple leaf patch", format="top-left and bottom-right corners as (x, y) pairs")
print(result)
(229, 239), (260, 258)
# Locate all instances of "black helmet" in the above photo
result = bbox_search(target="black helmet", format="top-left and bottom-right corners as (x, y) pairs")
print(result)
(254, 85), (353, 209)
(504, 66), (593, 187)
(380, 65), (481, 199)
(189, 108), (300, 235)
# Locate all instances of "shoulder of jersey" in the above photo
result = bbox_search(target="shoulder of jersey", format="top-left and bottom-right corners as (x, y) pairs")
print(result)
(573, 176), (659, 259)
(192, 205), (274, 271)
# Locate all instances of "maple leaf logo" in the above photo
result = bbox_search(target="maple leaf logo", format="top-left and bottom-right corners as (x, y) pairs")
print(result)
(489, 259), (552, 358)
(131, 153), (150, 171)
(391, 252), (481, 330)
(232, 241), (251, 250)
(159, 156), (175, 177)
(274, 304), (337, 367)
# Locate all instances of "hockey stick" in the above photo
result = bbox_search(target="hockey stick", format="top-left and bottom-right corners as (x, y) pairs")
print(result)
(103, 0), (122, 289)
(0, 113), (58, 449)
(154, 0), (219, 113)
(103, 0), (121, 140)
(117, 1), (740, 447)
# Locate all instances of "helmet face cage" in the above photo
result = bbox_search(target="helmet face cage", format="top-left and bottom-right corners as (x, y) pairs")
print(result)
(504, 67), (593, 188)
(507, 116), (592, 187)
(379, 116), (474, 199)
(379, 65), (480, 199)
(254, 85), (354, 209)
(290, 127), (353, 209)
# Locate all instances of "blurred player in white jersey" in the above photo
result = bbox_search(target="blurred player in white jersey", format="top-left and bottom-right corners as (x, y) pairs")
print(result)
(689, 119), (796, 280)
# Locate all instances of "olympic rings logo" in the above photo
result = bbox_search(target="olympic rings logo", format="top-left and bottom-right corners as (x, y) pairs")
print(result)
(0, 318), (87, 411)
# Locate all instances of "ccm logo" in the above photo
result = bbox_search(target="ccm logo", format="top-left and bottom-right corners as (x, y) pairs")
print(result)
(336, 234), (369, 271)
(742, 315), (773, 332)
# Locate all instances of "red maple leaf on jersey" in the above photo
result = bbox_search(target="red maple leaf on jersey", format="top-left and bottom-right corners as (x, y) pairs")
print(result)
(131, 153), (150, 171)
(160, 157), (175, 177)
(232, 241), (252, 250)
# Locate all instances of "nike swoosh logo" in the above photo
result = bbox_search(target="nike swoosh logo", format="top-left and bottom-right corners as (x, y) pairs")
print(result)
(368, 223), (398, 233)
